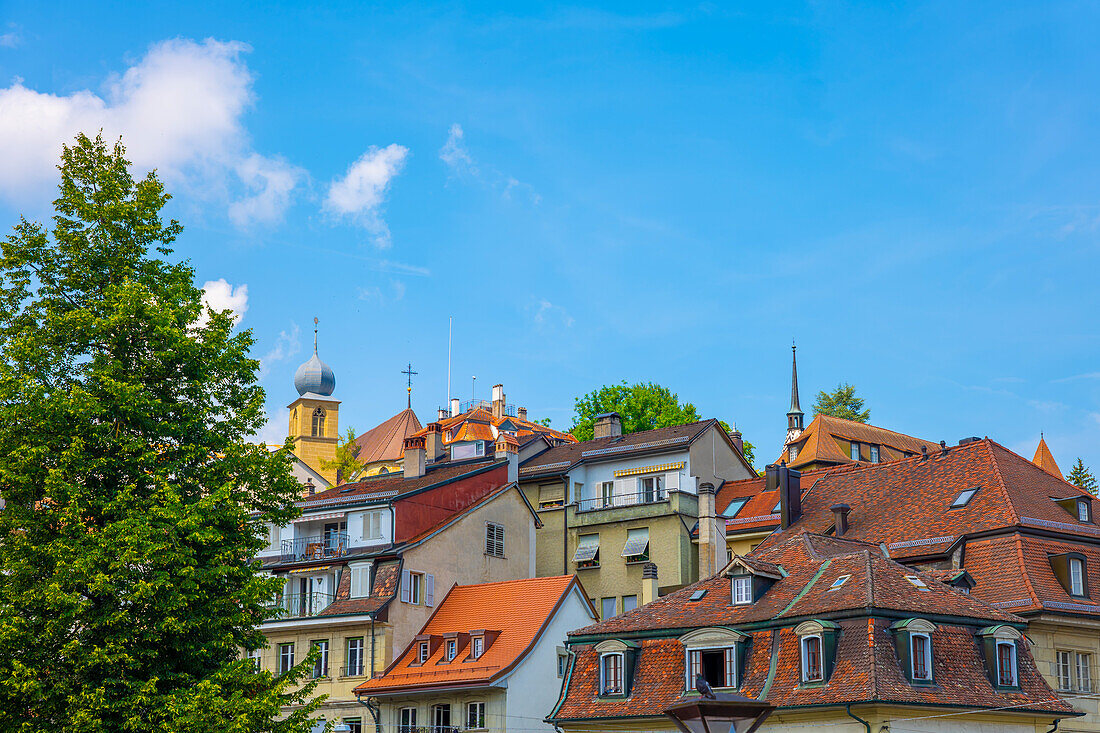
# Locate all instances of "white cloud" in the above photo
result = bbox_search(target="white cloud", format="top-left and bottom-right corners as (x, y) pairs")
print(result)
(200, 279), (248, 325)
(259, 324), (301, 378)
(357, 280), (407, 304)
(0, 38), (301, 225)
(440, 123), (477, 176)
(534, 299), (574, 328)
(324, 144), (409, 248)
(0, 32), (18, 48)
(257, 407), (290, 446)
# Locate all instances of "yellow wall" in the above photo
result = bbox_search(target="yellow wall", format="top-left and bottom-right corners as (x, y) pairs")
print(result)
(288, 395), (340, 484)
(1028, 615), (1100, 732)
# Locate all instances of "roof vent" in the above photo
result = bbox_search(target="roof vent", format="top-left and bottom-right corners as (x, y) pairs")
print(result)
(959, 437), (982, 446)
(920, 445), (929, 461)
(939, 440), (948, 456)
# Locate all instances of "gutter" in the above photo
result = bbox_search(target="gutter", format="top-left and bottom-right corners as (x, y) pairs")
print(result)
(356, 694), (381, 733)
(845, 703), (871, 733)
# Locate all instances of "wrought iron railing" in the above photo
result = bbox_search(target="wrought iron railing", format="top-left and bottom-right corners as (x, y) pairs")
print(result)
(457, 399), (517, 417)
(280, 532), (348, 563)
(578, 491), (667, 512)
(269, 591), (334, 618)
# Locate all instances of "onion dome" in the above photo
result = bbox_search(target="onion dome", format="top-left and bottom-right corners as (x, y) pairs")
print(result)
(294, 319), (336, 396)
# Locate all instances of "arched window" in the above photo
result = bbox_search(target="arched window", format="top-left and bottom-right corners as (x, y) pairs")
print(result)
(312, 407), (326, 437)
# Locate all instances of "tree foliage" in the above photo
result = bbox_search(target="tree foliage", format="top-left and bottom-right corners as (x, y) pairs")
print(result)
(321, 427), (365, 484)
(571, 382), (701, 441)
(0, 134), (323, 732)
(812, 382), (871, 423)
(1068, 458), (1099, 496)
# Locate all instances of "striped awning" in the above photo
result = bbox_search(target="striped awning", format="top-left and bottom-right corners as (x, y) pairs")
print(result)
(621, 530), (650, 558)
(572, 536), (600, 562)
(291, 511), (345, 524)
(614, 461), (684, 478)
(289, 565), (332, 574)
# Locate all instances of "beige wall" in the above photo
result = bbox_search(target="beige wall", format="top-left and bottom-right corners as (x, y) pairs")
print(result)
(377, 689), (506, 732)
(1028, 615), (1100, 732)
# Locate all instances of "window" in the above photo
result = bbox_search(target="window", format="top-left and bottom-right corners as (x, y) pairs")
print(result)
(485, 522), (505, 557)
(472, 636), (484, 659)
(278, 643), (294, 675)
(1078, 652), (1092, 692)
(602, 597), (617, 620)
(311, 640), (329, 678)
(905, 575), (930, 591)
(600, 653), (624, 695)
(398, 707), (417, 733)
(621, 527), (650, 563)
(1079, 500), (1091, 522)
(801, 636), (823, 682)
(733, 576), (752, 605)
(401, 570), (433, 606)
(997, 641), (1017, 686)
(445, 639), (457, 662)
(772, 500), (781, 514)
(788, 445), (798, 463)
(622, 595), (638, 613)
(1057, 650), (1073, 691)
(601, 481), (614, 508)
(466, 701), (486, 730)
(723, 498), (748, 518)
(346, 637), (364, 676)
(311, 407), (325, 437)
(640, 475), (664, 503)
(363, 511), (384, 540)
(850, 442), (860, 461)
(688, 647), (737, 689)
(869, 445), (880, 463)
(431, 703), (451, 731)
(1070, 557), (1085, 596)
(557, 652), (569, 678)
(911, 634), (931, 681)
(418, 642), (429, 664)
(349, 563), (372, 598)
(343, 718), (362, 733)
(828, 575), (850, 591)
(950, 487), (979, 508)
(689, 589), (708, 602)
(574, 534), (600, 569)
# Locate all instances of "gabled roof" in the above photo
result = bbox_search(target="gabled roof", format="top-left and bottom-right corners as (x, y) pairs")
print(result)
(778, 414), (937, 469)
(1032, 436), (1062, 478)
(300, 458), (500, 510)
(411, 406), (577, 448)
(355, 576), (585, 694)
(757, 438), (1098, 559)
(520, 419), (752, 478)
(354, 408), (423, 464)
(319, 557), (402, 617)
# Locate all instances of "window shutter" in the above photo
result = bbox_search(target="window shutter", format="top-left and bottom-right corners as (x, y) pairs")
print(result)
(688, 650), (701, 689)
(724, 647), (736, 687)
(665, 471), (680, 491)
(425, 574), (435, 607)
(613, 478), (632, 506)
(400, 569), (411, 603)
(373, 512), (382, 539)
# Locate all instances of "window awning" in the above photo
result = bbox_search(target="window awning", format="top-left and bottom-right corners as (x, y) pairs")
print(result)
(291, 511), (346, 524)
(572, 539), (600, 562)
(621, 531), (650, 558)
(614, 461), (685, 478)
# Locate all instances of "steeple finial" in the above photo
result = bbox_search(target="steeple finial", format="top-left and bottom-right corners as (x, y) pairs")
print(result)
(401, 363), (418, 409)
(786, 341), (805, 445)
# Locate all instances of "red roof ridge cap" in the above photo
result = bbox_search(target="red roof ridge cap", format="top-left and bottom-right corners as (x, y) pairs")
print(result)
(982, 439), (1021, 526)
(816, 413), (936, 443)
(1010, 533), (1041, 609)
(866, 617), (879, 700)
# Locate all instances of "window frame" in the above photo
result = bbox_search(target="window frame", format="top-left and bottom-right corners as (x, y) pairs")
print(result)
(431, 702), (451, 730)
(622, 594), (638, 613)
(1057, 650), (1073, 691)
(850, 442), (860, 461)
(732, 575), (753, 605)
(910, 633), (932, 682)
(417, 641), (429, 664)
(686, 646), (738, 691)
(246, 647), (261, 672)
(278, 642), (295, 675)
(398, 707), (417, 733)
(599, 652), (625, 696)
(640, 474), (665, 503)
(996, 640), (1018, 687)
(869, 444), (880, 463)
(801, 635), (824, 683)
(601, 481), (614, 508)
(485, 521), (505, 558)
(1077, 652), (1092, 692)
(1070, 557), (1086, 596)
(472, 636), (484, 660)
(788, 444), (798, 463)
(310, 639), (329, 679)
(311, 407), (325, 437)
(827, 575), (851, 591)
(445, 638), (457, 662)
(466, 701), (486, 730)
(950, 487), (979, 508)
(723, 498), (748, 518)
(601, 597), (617, 620)
(346, 636), (365, 676)
(557, 651), (569, 678)
(1079, 499), (1092, 523)
(409, 572), (423, 605)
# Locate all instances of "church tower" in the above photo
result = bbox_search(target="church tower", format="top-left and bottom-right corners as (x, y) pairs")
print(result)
(785, 343), (805, 445)
(288, 319), (340, 485)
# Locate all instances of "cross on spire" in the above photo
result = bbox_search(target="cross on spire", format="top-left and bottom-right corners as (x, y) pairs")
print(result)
(313, 317), (319, 354)
(401, 363), (418, 409)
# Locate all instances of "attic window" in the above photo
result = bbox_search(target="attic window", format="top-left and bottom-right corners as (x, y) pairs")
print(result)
(1079, 500), (1092, 523)
(689, 589), (708, 602)
(827, 575), (850, 591)
(723, 498), (748, 518)
(340, 487), (355, 493)
(772, 500), (781, 514)
(905, 576), (930, 591)
(732, 576), (752, 605)
(950, 487), (979, 508)
(418, 642), (429, 664)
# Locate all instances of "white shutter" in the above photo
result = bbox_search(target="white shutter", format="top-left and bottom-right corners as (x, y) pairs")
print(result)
(361, 513), (371, 540)
(665, 471), (680, 492)
(425, 574), (435, 607)
(613, 478), (632, 506)
(373, 512), (383, 539)
(400, 569), (411, 603)
(351, 565), (371, 598)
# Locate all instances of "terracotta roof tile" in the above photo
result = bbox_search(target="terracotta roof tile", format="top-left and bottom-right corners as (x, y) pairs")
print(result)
(778, 414), (937, 469)
(320, 558), (401, 617)
(300, 459), (499, 509)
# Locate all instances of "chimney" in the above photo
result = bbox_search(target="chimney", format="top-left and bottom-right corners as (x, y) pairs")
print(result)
(697, 482), (722, 579)
(518, 406), (527, 421)
(403, 436), (426, 479)
(450, 398), (461, 417)
(304, 477), (316, 498)
(777, 464), (802, 529)
(920, 445), (929, 461)
(830, 503), (851, 536)
(729, 423), (744, 455)
(939, 440), (948, 456)
(594, 412), (622, 439)
(641, 563), (659, 606)
(425, 422), (445, 462)
(492, 384), (506, 418)
(437, 407), (449, 421)
(495, 434), (519, 483)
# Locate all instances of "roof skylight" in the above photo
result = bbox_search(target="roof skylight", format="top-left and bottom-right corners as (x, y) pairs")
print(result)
(689, 589), (708, 601)
(950, 487), (979, 508)
(905, 576), (931, 591)
(723, 498), (748, 518)
(827, 575), (851, 591)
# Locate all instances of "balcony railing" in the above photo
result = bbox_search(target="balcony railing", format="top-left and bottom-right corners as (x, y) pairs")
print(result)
(578, 490), (667, 512)
(280, 532), (348, 563)
(457, 399), (517, 417)
(269, 591), (334, 619)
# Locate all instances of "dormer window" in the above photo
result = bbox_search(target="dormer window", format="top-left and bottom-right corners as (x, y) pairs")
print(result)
(869, 445), (880, 463)
(801, 636), (823, 682)
(594, 639), (638, 697)
(950, 487), (979, 508)
(891, 618), (937, 685)
(850, 442), (860, 461)
(1071, 557), (1085, 596)
(445, 639), (457, 662)
(680, 628), (749, 692)
(472, 636), (484, 660)
(979, 625), (1022, 689)
(788, 444), (799, 462)
(1049, 553), (1089, 598)
(418, 642), (429, 664)
(1079, 499), (1092, 523)
(723, 498), (748, 518)
(795, 620), (839, 685)
(732, 576), (752, 605)
(911, 633), (932, 681)
(997, 641), (1017, 686)
(600, 653), (624, 695)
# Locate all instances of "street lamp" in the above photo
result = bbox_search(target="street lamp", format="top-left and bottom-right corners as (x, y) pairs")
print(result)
(664, 691), (775, 733)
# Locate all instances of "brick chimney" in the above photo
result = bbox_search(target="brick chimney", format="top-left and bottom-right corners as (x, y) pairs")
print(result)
(495, 433), (519, 483)
(517, 406), (527, 421)
(491, 384), (506, 418)
(450, 397), (461, 417)
(303, 477), (316, 498)
(641, 562), (659, 606)
(403, 436), (426, 479)
(437, 407), (449, 421)
(425, 422), (444, 463)
(697, 482), (723, 579)
(594, 412), (622, 439)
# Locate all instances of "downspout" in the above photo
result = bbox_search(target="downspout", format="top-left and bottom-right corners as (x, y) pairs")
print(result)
(562, 475), (569, 575)
(370, 615), (376, 678)
(1045, 719), (1060, 733)
(356, 693), (381, 733)
(844, 703), (871, 733)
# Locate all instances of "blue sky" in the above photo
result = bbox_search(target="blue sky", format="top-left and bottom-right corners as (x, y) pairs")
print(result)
(2, 2), (1098, 471)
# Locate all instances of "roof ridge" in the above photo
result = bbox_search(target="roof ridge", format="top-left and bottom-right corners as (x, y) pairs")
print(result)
(864, 549), (875, 609)
(817, 413), (937, 443)
(1010, 533), (1041, 610)
(983, 439), (1021, 526)
(865, 617), (879, 701)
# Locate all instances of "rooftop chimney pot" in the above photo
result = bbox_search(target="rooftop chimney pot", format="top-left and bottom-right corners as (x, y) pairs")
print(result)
(594, 412), (622, 439)
(939, 440), (948, 456)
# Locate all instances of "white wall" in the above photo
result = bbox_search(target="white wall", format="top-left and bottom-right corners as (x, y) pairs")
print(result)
(567, 449), (694, 507)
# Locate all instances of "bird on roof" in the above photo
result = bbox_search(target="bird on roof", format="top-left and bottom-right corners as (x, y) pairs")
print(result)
(695, 674), (716, 700)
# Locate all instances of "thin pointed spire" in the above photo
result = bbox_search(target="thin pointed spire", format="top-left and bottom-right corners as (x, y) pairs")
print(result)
(789, 341), (802, 414)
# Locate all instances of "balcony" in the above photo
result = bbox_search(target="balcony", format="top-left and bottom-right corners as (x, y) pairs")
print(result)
(578, 490), (667, 513)
(270, 591), (334, 619)
(457, 398), (517, 417)
(280, 532), (348, 563)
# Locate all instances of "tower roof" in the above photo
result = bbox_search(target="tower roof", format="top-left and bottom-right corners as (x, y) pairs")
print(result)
(294, 319), (335, 397)
(354, 408), (424, 464)
(1032, 435), (1062, 478)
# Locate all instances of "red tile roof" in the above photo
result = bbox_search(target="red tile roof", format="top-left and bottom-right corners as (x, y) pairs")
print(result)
(320, 558), (402, 617)
(778, 414), (937, 469)
(301, 459), (500, 510)
(354, 408), (423, 464)
(1033, 437), (1062, 478)
(355, 576), (584, 694)
(411, 406), (577, 448)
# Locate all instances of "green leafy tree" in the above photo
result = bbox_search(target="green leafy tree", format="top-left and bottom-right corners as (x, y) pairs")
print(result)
(0, 133), (323, 732)
(571, 382), (700, 441)
(1068, 458), (1099, 496)
(321, 427), (365, 484)
(812, 382), (871, 423)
